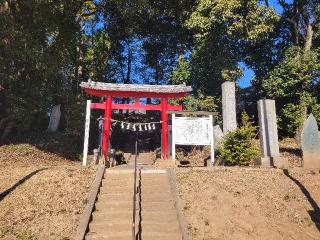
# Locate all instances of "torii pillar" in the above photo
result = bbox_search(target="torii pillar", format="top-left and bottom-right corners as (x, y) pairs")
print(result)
(102, 96), (112, 158)
(161, 98), (169, 159)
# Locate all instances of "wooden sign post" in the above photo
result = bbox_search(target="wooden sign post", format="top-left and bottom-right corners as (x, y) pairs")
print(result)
(171, 113), (214, 165)
(83, 100), (91, 166)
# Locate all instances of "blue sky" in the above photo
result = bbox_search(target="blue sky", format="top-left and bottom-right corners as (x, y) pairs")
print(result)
(89, 0), (285, 89)
(237, 62), (255, 88)
(237, 0), (284, 88)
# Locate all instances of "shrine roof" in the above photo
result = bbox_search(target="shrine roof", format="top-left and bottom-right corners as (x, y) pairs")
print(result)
(80, 81), (192, 98)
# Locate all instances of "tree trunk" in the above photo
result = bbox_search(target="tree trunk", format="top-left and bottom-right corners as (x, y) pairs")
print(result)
(75, 17), (84, 93)
(295, 3), (313, 146)
(304, 24), (313, 51)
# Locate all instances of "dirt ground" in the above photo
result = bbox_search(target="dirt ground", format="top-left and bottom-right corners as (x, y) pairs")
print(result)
(0, 144), (97, 240)
(177, 167), (320, 240)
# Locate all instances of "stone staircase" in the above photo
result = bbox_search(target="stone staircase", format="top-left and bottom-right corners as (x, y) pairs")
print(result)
(85, 168), (182, 240)
(136, 152), (155, 165)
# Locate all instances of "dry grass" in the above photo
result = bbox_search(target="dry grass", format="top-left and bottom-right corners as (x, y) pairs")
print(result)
(280, 138), (303, 167)
(0, 143), (97, 240)
(175, 138), (318, 240)
(176, 146), (211, 167)
(177, 167), (320, 240)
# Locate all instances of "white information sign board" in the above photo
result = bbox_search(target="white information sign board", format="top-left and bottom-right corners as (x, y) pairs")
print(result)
(172, 114), (214, 165)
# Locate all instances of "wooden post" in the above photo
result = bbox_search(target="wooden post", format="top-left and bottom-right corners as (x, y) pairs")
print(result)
(172, 113), (176, 160)
(161, 98), (168, 160)
(102, 96), (112, 161)
(209, 114), (215, 166)
(83, 100), (91, 166)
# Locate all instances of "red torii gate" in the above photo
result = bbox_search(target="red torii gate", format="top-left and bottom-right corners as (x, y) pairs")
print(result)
(80, 81), (192, 160)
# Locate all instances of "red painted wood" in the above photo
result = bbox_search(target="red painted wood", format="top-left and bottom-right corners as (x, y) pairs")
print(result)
(90, 103), (105, 109)
(102, 96), (112, 160)
(90, 97), (182, 161)
(167, 105), (182, 111)
(161, 98), (168, 160)
(84, 88), (189, 98)
(111, 103), (161, 110)
(91, 102), (182, 111)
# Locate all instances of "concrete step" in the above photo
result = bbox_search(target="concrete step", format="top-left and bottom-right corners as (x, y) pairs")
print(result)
(95, 200), (176, 211)
(92, 210), (178, 222)
(102, 177), (169, 183)
(98, 190), (172, 197)
(88, 218), (179, 226)
(89, 221), (180, 233)
(101, 187), (172, 193)
(94, 205), (176, 213)
(97, 197), (174, 204)
(101, 179), (171, 186)
(86, 171), (182, 240)
(96, 199), (175, 205)
(98, 192), (174, 200)
(101, 180), (171, 186)
(99, 185), (172, 193)
(97, 194), (174, 203)
(86, 232), (182, 240)
(101, 183), (172, 190)
(104, 174), (167, 178)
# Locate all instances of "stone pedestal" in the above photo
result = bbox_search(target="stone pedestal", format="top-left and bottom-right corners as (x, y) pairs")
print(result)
(222, 81), (237, 133)
(257, 99), (287, 168)
(257, 156), (287, 169)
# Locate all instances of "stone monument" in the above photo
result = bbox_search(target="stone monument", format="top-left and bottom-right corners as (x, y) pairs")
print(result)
(257, 99), (287, 168)
(222, 81), (237, 133)
(213, 125), (224, 147)
(301, 114), (320, 169)
(47, 104), (61, 132)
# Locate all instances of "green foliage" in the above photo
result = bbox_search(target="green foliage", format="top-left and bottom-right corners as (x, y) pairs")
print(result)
(170, 57), (217, 114)
(170, 95), (217, 112)
(186, 0), (278, 40)
(263, 47), (320, 100)
(0, 0), (85, 132)
(263, 47), (320, 136)
(279, 104), (305, 137)
(170, 58), (191, 85)
(184, 0), (278, 96)
(218, 112), (259, 166)
(279, 99), (320, 138)
(1, 0), (320, 143)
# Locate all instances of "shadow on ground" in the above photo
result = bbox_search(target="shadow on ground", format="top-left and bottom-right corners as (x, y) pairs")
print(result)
(283, 169), (320, 231)
(0, 168), (47, 202)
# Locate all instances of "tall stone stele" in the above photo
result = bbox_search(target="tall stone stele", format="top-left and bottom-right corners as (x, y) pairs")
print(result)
(222, 81), (237, 133)
(301, 114), (320, 169)
(47, 104), (61, 132)
(257, 99), (288, 168)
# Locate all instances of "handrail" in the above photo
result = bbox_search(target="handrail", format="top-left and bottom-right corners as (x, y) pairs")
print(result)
(132, 138), (138, 240)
